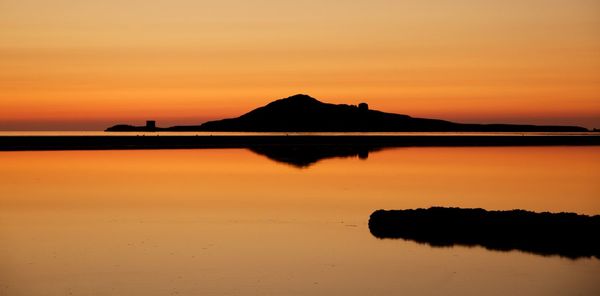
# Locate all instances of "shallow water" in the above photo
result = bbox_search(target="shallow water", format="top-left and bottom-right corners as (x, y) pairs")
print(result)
(1, 147), (599, 295)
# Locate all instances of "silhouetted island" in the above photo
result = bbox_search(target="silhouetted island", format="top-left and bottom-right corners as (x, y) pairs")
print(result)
(106, 94), (588, 132)
(369, 207), (600, 259)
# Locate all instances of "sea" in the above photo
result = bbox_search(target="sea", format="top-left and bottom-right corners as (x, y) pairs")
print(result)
(0, 132), (599, 295)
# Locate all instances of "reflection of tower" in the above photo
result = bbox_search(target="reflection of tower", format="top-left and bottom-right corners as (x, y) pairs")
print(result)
(358, 150), (369, 160)
(146, 120), (156, 129)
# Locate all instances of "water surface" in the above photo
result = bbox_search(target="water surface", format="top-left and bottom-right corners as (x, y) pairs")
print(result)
(1, 147), (599, 295)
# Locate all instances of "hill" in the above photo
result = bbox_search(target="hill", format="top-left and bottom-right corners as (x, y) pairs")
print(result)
(106, 94), (588, 132)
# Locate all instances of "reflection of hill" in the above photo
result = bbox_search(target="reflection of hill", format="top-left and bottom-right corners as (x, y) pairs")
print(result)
(248, 145), (380, 168)
(369, 207), (600, 259)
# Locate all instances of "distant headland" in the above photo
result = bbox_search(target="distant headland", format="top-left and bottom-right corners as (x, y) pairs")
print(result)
(106, 94), (588, 132)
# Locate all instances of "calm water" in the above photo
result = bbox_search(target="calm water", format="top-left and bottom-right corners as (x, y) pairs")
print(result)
(1, 147), (599, 295)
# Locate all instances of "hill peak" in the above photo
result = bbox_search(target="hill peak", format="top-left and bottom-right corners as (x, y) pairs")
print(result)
(285, 94), (318, 101)
(270, 94), (321, 105)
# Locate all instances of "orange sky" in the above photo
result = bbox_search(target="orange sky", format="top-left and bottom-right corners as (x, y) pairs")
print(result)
(1, 0), (599, 130)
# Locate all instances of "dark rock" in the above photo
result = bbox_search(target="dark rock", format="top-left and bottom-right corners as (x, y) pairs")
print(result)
(369, 207), (600, 259)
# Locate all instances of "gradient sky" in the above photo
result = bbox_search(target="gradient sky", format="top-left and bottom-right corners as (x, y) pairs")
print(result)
(1, 0), (599, 130)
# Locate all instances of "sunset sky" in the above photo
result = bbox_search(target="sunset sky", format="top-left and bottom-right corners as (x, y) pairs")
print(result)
(1, 0), (599, 130)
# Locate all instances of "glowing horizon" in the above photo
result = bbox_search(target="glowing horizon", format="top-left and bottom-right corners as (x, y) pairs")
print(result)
(1, 0), (599, 130)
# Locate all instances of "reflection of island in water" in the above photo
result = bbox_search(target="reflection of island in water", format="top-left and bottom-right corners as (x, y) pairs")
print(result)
(369, 207), (600, 259)
(247, 145), (382, 168)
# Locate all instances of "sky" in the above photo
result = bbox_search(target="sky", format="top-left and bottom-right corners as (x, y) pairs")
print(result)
(1, 0), (599, 130)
